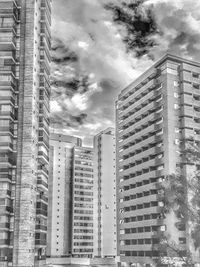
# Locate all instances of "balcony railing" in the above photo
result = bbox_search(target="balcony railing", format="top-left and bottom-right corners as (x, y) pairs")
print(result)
(37, 179), (48, 189)
(38, 151), (49, 164)
(36, 209), (47, 217)
(0, 173), (12, 180)
(35, 224), (47, 231)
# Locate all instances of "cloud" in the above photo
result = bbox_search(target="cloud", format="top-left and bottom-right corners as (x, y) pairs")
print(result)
(51, 0), (200, 145)
(144, 0), (200, 60)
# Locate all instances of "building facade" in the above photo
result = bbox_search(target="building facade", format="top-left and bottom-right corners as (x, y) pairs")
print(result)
(72, 146), (94, 258)
(47, 133), (82, 258)
(47, 134), (94, 260)
(93, 128), (117, 258)
(116, 54), (200, 266)
(0, 0), (51, 266)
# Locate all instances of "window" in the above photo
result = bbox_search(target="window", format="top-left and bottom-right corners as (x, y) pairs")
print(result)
(193, 83), (200, 89)
(192, 73), (199, 79)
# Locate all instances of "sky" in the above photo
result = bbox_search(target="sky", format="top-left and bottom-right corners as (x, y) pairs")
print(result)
(51, 0), (200, 146)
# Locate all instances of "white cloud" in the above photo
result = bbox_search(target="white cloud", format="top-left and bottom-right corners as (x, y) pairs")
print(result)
(50, 100), (62, 113)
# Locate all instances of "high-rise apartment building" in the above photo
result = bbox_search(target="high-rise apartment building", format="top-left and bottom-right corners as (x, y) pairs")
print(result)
(116, 54), (200, 266)
(47, 134), (94, 261)
(93, 128), (117, 258)
(72, 146), (94, 258)
(0, 1), (51, 266)
(47, 133), (82, 258)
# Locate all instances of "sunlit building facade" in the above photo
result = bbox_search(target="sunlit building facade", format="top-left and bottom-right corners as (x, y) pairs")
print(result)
(93, 128), (117, 258)
(116, 54), (200, 266)
(72, 146), (94, 258)
(0, 0), (51, 266)
(47, 133), (82, 258)
(47, 136), (94, 261)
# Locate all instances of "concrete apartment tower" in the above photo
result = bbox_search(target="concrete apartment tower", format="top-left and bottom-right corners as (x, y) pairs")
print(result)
(0, 0), (51, 266)
(47, 134), (94, 264)
(72, 146), (94, 258)
(47, 133), (82, 258)
(116, 54), (200, 266)
(93, 128), (117, 258)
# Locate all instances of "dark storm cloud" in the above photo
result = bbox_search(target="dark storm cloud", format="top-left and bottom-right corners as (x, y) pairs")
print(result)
(105, 0), (157, 57)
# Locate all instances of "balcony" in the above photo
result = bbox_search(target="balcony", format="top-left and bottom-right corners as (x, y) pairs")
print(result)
(0, 64), (16, 74)
(0, 142), (13, 151)
(37, 194), (48, 203)
(0, 37), (16, 50)
(35, 255), (46, 261)
(0, 96), (15, 105)
(36, 209), (47, 217)
(0, 111), (15, 120)
(35, 224), (47, 231)
(38, 151), (49, 165)
(0, 222), (10, 229)
(38, 136), (49, 149)
(0, 126), (14, 135)
(0, 239), (10, 245)
(37, 179), (48, 190)
(0, 22), (17, 35)
(0, 78), (18, 92)
(39, 92), (50, 110)
(0, 157), (15, 166)
(0, 173), (12, 181)
(0, 189), (11, 196)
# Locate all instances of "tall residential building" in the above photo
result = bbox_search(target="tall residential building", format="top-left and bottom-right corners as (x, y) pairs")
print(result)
(0, 1), (51, 266)
(47, 133), (82, 258)
(72, 146), (94, 258)
(93, 128), (117, 258)
(116, 54), (200, 266)
(47, 134), (94, 260)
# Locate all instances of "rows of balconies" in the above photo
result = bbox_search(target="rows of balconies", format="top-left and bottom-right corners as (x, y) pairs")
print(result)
(120, 103), (162, 136)
(39, 77), (51, 96)
(119, 85), (162, 122)
(120, 90), (156, 119)
(121, 194), (158, 209)
(0, 0), (20, 18)
(120, 130), (163, 157)
(120, 114), (163, 145)
(118, 70), (158, 106)
(121, 151), (164, 174)
(120, 170), (164, 188)
(39, 91), (50, 110)
(121, 144), (163, 167)
(120, 181), (159, 197)
(41, 6), (51, 26)
(120, 108), (155, 135)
